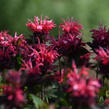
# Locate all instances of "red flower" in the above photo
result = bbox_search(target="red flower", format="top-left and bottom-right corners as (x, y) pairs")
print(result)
(28, 43), (59, 68)
(21, 59), (42, 75)
(0, 31), (13, 47)
(26, 16), (55, 34)
(90, 25), (109, 49)
(13, 33), (27, 46)
(21, 43), (59, 85)
(35, 43), (59, 64)
(52, 33), (85, 58)
(60, 19), (83, 36)
(66, 62), (100, 104)
(96, 47), (109, 65)
(0, 32), (30, 70)
(104, 99), (109, 105)
(95, 47), (109, 76)
(0, 85), (25, 107)
(12, 33), (30, 59)
(51, 19), (86, 59)
(51, 69), (65, 84)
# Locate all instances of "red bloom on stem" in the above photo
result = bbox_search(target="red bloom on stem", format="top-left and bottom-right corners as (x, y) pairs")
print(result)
(60, 19), (83, 36)
(0, 85), (25, 107)
(21, 43), (59, 86)
(26, 16), (55, 34)
(27, 43), (59, 70)
(0, 32), (30, 70)
(51, 69), (65, 84)
(34, 43), (59, 64)
(95, 47), (109, 76)
(51, 19), (87, 60)
(13, 33), (27, 46)
(21, 59), (42, 75)
(0, 31), (13, 47)
(12, 33), (30, 59)
(52, 33), (85, 58)
(90, 25), (109, 49)
(66, 62), (100, 105)
(96, 47), (109, 65)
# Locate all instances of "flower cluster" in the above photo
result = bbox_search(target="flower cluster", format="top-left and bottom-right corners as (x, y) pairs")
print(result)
(95, 47), (109, 76)
(89, 25), (109, 77)
(0, 16), (105, 109)
(0, 32), (28, 70)
(26, 16), (55, 43)
(52, 34), (85, 57)
(90, 25), (109, 50)
(65, 62), (100, 105)
(26, 16), (55, 34)
(0, 70), (25, 107)
(0, 31), (13, 47)
(0, 85), (24, 107)
(52, 19), (88, 64)
(21, 42), (59, 87)
(60, 19), (83, 36)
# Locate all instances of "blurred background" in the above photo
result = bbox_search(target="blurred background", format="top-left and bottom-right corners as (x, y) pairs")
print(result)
(0, 0), (109, 41)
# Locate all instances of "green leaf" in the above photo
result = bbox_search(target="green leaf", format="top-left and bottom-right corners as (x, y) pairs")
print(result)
(30, 94), (44, 109)
(99, 96), (104, 104)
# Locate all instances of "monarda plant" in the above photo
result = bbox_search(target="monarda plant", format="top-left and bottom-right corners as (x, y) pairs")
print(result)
(0, 16), (108, 109)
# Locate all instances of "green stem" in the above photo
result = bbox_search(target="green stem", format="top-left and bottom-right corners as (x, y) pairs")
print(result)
(41, 85), (45, 101)
(59, 58), (61, 76)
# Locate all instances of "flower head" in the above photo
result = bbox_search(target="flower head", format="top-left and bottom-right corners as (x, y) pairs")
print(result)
(65, 62), (100, 105)
(60, 19), (83, 36)
(26, 16), (55, 34)
(0, 31), (13, 47)
(51, 19), (86, 60)
(90, 25), (109, 49)
(52, 33), (86, 58)
(96, 47), (109, 76)
(0, 85), (25, 107)
(0, 32), (30, 70)
(21, 43), (59, 86)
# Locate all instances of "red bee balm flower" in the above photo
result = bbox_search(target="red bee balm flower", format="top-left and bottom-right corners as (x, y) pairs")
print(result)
(96, 47), (109, 76)
(21, 43), (59, 82)
(66, 62), (100, 105)
(26, 16), (55, 34)
(96, 47), (109, 65)
(60, 19), (83, 36)
(90, 25), (109, 49)
(0, 31), (13, 47)
(52, 33), (85, 57)
(51, 19), (86, 59)
(0, 85), (25, 107)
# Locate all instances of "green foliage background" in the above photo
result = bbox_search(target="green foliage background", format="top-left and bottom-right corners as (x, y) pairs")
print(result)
(0, 0), (109, 41)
